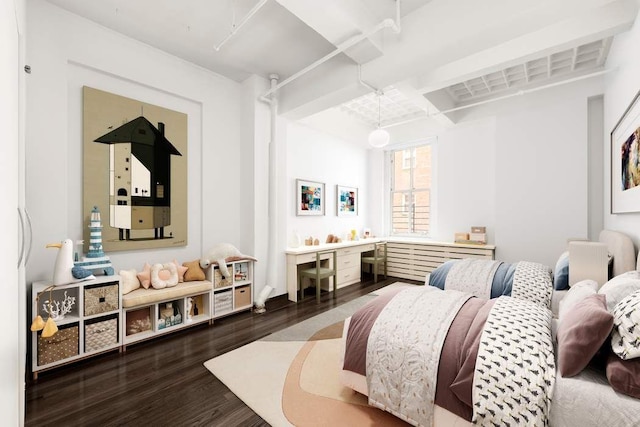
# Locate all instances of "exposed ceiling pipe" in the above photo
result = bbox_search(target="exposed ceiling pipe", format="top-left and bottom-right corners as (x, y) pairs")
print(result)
(260, 0), (402, 100)
(214, 0), (268, 51)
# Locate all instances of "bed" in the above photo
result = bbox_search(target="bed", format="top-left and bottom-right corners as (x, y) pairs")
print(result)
(339, 230), (640, 426)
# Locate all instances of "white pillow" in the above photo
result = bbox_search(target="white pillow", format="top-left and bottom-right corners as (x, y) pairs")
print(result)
(558, 279), (598, 321)
(119, 269), (140, 294)
(151, 263), (179, 289)
(612, 289), (640, 360)
(598, 270), (640, 312)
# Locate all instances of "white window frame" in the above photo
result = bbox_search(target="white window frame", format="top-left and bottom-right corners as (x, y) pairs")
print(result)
(388, 139), (436, 237)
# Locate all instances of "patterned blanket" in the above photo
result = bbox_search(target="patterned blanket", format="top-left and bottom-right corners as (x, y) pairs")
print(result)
(473, 296), (555, 426)
(429, 259), (553, 308)
(344, 287), (555, 426)
(366, 288), (471, 426)
(444, 258), (501, 298)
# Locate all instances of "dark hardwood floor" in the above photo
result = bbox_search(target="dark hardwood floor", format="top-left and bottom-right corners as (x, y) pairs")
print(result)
(25, 277), (410, 427)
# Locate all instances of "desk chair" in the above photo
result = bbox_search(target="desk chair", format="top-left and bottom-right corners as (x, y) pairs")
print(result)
(361, 242), (387, 283)
(298, 250), (337, 303)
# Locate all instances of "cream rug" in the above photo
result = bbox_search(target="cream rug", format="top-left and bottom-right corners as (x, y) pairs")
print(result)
(204, 282), (417, 426)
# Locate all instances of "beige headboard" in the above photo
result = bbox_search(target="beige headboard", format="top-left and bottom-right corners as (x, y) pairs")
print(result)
(598, 230), (637, 276)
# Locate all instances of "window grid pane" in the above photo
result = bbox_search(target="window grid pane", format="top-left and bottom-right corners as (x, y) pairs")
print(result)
(390, 143), (432, 236)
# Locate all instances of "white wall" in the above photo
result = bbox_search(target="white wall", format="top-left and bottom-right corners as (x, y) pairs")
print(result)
(604, 8), (640, 248)
(286, 121), (370, 244)
(369, 76), (604, 270)
(25, 1), (246, 285)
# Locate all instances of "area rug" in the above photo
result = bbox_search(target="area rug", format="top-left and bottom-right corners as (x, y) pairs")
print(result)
(204, 282), (416, 426)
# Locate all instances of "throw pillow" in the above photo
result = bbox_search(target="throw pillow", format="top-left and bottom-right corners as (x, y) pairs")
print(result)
(137, 263), (152, 289)
(183, 260), (206, 281)
(606, 351), (640, 399)
(172, 259), (188, 283)
(598, 270), (640, 312)
(558, 279), (598, 321)
(151, 262), (179, 289)
(612, 289), (640, 360)
(557, 294), (614, 377)
(553, 251), (570, 290)
(119, 269), (140, 294)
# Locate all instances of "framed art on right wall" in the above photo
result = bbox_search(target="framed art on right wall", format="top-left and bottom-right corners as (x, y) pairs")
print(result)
(611, 88), (640, 213)
(336, 185), (358, 217)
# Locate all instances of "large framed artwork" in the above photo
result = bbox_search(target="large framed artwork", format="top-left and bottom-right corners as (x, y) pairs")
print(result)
(336, 185), (358, 217)
(611, 88), (640, 213)
(296, 179), (325, 216)
(83, 86), (188, 252)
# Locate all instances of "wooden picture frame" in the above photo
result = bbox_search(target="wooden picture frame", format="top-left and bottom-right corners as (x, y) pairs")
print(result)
(336, 185), (358, 217)
(296, 179), (325, 216)
(611, 88), (640, 213)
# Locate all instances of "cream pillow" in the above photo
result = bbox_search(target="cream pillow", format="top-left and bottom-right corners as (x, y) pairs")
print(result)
(558, 279), (598, 322)
(151, 263), (179, 289)
(120, 269), (140, 294)
(598, 270), (640, 312)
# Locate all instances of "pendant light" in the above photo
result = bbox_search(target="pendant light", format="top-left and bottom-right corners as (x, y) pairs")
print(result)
(368, 91), (390, 148)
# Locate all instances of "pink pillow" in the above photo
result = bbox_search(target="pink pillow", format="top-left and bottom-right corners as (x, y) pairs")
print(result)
(136, 263), (152, 289)
(173, 260), (188, 283)
(606, 352), (640, 399)
(557, 294), (613, 377)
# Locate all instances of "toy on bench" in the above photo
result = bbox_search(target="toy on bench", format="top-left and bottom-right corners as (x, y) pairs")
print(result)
(200, 243), (257, 279)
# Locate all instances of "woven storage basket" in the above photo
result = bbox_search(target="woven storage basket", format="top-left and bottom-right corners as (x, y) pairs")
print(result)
(84, 282), (119, 316)
(38, 325), (79, 366)
(213, 266), (233, 288)
(85, 318), (118, 352)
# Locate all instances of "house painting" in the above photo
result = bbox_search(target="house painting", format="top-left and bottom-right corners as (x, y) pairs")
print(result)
(94, 116), (182, 241)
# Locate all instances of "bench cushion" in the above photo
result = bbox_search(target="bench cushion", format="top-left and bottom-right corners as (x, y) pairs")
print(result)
(122, 280), (213, 308)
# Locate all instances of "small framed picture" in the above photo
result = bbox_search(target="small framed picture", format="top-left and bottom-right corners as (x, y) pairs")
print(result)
(297, 179), (325, 216)
(337, 185), (358, 217)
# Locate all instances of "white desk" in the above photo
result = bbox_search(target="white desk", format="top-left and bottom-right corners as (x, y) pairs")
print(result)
(285, 239), (382, 302)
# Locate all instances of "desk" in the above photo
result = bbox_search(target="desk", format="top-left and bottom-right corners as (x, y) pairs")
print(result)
(285, 239), (382, 302)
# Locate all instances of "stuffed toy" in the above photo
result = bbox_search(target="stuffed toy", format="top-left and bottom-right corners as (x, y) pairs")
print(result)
(200, 243), (257, 279)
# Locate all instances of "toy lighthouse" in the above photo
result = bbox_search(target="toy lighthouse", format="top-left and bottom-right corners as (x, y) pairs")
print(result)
(74, 206), (114, 275)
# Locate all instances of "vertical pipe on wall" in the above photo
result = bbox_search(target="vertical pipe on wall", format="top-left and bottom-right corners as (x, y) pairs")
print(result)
(264, 74), (279, 304)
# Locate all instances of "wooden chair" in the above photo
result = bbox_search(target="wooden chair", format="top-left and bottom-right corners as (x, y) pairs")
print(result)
(298, 250), (337, 303)
(361, 242), (387, 283)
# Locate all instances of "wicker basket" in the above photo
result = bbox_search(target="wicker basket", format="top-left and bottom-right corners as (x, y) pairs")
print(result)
(213, 266), (233, 289)
(37, 325), (79, 366)
(84, 282), (119, 316)
(85, 318), (118, 352)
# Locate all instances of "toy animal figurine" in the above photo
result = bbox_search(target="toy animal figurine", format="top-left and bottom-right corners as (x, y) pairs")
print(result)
(47, 239), (95, 286)
(200, 243), (257, 279)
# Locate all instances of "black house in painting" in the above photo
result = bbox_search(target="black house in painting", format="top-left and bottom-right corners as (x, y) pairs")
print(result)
(94, 116), (182, 240)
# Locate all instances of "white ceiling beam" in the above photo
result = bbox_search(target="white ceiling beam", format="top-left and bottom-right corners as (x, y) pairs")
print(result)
(411, 0), (637, 94)
(393, 81), (455, 127)
(278, 0), (638, 119)
(274, 0), (384, 64)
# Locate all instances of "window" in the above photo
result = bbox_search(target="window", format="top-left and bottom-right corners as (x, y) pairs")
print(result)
(390, 143), (432, 236)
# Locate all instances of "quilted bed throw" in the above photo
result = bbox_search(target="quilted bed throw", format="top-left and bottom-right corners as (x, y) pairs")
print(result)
(366, 288), (471, 426)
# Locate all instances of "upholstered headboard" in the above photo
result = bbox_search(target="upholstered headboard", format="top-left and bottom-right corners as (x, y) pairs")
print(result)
(598, 230), (636, 276)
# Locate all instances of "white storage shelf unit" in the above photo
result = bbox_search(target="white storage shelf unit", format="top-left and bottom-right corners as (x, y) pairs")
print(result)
(122, 287), (212, 348)
(31, 275), (121, 379)
(210, 260), (254, 318)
